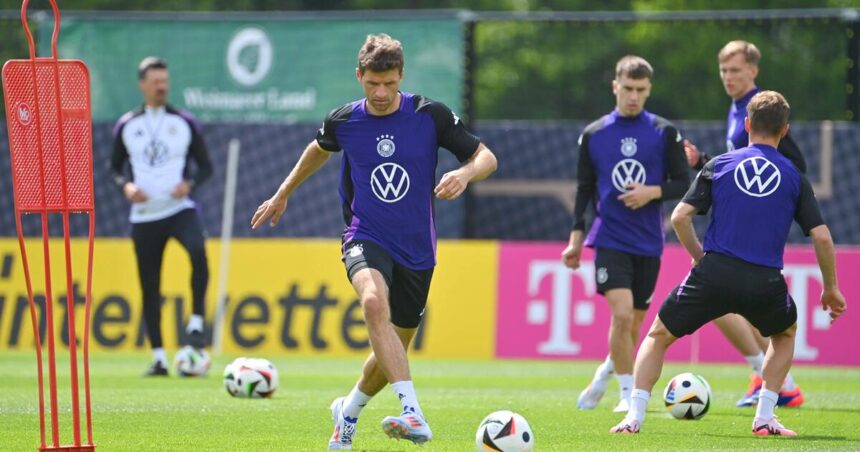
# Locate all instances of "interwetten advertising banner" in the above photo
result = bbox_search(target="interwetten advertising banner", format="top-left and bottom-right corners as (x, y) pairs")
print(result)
(0, 239), (496, 358)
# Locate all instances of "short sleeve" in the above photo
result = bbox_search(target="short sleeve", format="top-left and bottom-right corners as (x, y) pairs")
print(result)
(416, 96), (480, 162)
(315, 104), (352, 152)
(794, 176), (825, 235)
(681, 158), (716, 214)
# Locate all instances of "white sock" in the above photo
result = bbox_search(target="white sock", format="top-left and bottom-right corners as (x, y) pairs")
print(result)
(782, 373), (796, 391)
(617, 374), (633, 401)
(391, 381), (423, 418)
(629, 388), (650, 423)
(186, 314), (204, 334)
(595, 355), (615, 381)
(152, 348), (167, 366)
(746, 352), (765, 376)
(342, 385), (372, 420)
(755, 389), (778, 420)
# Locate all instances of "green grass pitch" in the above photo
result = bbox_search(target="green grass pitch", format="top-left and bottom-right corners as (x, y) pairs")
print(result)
(1, 351), (858, 450)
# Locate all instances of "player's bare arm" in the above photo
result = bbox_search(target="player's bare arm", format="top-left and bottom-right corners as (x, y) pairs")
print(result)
(561, 229), (585, 270)
(251, 140), (332, 229)
(434, 143), (497, 201)
(671, 201), (704, 264)
(810, 224), (847, 323)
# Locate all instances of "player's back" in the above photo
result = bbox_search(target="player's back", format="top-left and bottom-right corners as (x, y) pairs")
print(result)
(703, 144), (802, 269)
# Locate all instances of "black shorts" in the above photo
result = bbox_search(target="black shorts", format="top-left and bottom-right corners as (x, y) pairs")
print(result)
(659, 252), (798, 338)
(594, 247), (661, 310)
(342, 239), (433, 329)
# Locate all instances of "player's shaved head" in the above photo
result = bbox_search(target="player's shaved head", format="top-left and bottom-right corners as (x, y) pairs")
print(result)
(358, 34), (404, 75)
(719, 40), (761, 66)
(747, 91), (790, 137)
(615, 55), (653, 80)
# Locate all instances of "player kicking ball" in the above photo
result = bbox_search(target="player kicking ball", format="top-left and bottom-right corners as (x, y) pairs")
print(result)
(610, 91), (846, 436)
(252, 34), (497, 450)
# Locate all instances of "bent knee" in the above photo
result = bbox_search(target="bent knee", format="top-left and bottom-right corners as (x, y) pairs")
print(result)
(772, 322), (797, 339)
(647, 319), (677, 343)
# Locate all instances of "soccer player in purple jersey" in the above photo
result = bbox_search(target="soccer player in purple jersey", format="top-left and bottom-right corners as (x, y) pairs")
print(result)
(610, 91), (846, 436)
(251, 34), (497, 450)
(685, 41), (807, 408)
(562, 56), (690, 413)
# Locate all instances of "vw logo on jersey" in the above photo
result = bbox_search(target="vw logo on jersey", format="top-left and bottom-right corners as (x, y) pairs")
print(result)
(371, 163), (410, 203)
(144, 140), (170, 167)
(376, 134), (395, 157)
(734, 156), (781, 197)
(611, 159), (647, 193)
(14, 101), (32, 127)
(620, 137), (637, 157)
(226, 27), (273, 87)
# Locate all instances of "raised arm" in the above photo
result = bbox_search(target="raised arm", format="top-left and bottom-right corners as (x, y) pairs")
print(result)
(250, 140), (332, 229)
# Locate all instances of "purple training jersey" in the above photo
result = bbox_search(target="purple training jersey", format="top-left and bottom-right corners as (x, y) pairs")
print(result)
(682, 144), (824, 269)
(725, 87), (760, 152)
(573, 109), (690, 257)
(316, 92), (479, 270)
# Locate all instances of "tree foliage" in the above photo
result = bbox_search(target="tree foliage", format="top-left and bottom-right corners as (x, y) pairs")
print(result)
(1, 0), (858, 120)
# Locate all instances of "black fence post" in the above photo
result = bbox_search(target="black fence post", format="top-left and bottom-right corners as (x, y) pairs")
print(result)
(846, 13), (860, 122)
(462, 14), (477, 238)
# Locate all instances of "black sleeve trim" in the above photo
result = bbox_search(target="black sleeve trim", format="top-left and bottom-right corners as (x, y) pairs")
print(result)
(572, 119), (603, 230)
(109, 118), (131, 190)
(414, 95), (481, 162)
(182, 114), (213, 190)
(654, 120), (691, 200)
(316, 103), (353, 152)
(692, 152), (712, 171)
(778, 132), (807, 175)
(681, 157), (716, 214)
(794, 176), (825, 235)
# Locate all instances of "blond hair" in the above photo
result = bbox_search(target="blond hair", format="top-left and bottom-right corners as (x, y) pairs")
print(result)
(718, 40), (761, 65)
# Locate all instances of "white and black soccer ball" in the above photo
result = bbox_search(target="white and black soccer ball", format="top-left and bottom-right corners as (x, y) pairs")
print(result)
(223, 357), (248, 396)
(173, 345), (211, 377)
(663, 372), (711, 420)
(475, 410), (534, 452)
(228, 358), (279, 398)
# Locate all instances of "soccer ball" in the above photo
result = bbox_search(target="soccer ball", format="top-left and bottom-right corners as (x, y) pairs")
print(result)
(222, 357), (247, 396)
(226, 358), (279, 398)
(173, 345), (211, 377)
(475, 410), (534, 452)
(663, 372), (711, 420)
